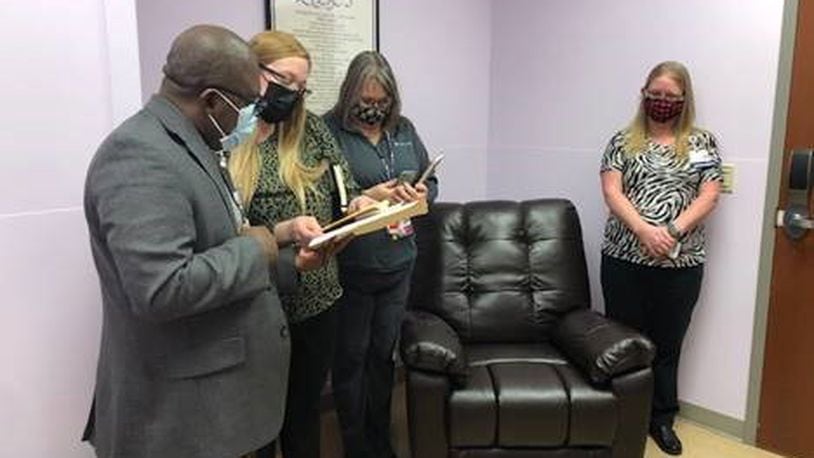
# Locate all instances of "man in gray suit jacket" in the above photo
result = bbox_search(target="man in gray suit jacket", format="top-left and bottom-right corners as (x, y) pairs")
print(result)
(82, 25), (315, 458)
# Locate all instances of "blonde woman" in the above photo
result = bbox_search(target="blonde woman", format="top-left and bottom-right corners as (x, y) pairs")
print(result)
(229, 31), (369, 458)
(599, 61), (722, 456)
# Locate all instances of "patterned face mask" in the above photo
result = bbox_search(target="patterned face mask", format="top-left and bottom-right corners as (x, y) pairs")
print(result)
(643, 97), (684, 123)
(202, 88), (258, 152)
(351, 101), (389, 126)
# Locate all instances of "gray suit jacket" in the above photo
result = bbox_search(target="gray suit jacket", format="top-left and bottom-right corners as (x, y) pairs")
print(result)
(83, 96), (293, 458)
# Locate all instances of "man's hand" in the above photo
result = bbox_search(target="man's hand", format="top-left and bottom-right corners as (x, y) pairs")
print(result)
(635, 224), (676, 258)
(294, 235), (355, 272)
(241, 225), (278, 263)
(275, 216), (323, 247)
(289, 216), (322, 246)
(294, 247), (323, 272)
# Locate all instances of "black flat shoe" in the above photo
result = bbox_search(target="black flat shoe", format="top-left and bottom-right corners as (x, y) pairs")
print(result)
(650, 424), (683, 455)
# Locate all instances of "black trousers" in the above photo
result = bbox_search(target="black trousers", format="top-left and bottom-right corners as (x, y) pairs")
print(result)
(251, 441), (275, 458)
(276, 306), (338, 458)
(332, 265), (413, 458)
(600, 254), (703, 428)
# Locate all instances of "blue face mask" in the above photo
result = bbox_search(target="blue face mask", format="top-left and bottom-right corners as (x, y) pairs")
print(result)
(204, 88), (258, 151)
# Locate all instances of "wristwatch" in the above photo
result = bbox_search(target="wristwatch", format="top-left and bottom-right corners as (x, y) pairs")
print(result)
(666, 221), (683, 239)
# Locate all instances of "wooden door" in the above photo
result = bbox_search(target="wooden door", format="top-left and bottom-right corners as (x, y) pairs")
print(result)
(757, 1), (814, 456)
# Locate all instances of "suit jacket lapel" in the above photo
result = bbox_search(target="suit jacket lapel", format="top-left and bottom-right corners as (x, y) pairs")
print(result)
(145, 95), (242, 229)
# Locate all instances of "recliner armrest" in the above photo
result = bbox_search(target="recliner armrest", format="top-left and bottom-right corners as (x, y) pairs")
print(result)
(552, 309), (655, 385)
(400, 311), (468, 386)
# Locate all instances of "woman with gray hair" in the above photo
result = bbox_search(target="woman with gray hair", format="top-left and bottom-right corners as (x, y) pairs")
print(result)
(324, 51), (438, 458)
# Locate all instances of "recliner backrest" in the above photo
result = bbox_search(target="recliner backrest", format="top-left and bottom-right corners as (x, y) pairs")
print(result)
(409, 199), (591, 343)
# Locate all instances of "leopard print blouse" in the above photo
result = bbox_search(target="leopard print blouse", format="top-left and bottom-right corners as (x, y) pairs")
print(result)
(247, 112), (360, 323)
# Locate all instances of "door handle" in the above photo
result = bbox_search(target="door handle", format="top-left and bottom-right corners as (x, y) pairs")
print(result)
(782, 149), (814, 240)
(787, 211), (814, 229)
(776, 209), (814, 228)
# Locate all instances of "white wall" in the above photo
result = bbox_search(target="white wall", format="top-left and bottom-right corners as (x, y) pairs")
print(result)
(0, 1), (141, 457)
(486, 0), (784, 421)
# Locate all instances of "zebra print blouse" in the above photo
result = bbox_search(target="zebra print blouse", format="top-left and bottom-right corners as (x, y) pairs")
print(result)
(600, 129), (723, 268)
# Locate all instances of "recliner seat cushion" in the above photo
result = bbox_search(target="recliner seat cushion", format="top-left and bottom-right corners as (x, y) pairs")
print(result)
(451, 449), (611, 458)
(449, 365), (497, 447)
(448, 361), (618, 448)
(466, 342), (569, 367)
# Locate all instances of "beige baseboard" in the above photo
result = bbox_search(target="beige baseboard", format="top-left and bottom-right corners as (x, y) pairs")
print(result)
(679, 401), (745, 441)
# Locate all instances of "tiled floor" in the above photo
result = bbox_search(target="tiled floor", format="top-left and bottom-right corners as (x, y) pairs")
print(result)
(645, 420), (784, 458)
(314, 381), (786, 458)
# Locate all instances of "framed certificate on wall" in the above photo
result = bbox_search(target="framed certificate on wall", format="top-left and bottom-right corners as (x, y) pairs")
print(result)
(265, 0), (380, 114)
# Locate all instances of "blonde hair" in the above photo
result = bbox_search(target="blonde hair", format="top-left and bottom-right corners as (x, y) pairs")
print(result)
(229, 30), (326, 212)
(624, 61), (696, 158)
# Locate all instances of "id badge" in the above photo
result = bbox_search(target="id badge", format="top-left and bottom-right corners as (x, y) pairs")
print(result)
(689, 149), (714, 168)
(668, 241), (681, 260)
(386, 218), (414, 240)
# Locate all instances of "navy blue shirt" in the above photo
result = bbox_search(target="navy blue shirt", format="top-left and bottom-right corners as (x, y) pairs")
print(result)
(324, 112), (439, 273)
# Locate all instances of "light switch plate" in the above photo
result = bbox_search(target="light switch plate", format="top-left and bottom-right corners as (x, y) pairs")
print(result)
(721, 163), (735, 193)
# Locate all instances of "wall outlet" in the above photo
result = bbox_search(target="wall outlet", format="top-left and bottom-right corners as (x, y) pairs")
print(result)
(721, 163), (735, 193)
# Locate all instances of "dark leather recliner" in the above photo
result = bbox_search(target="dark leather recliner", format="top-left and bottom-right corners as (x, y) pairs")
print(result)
(400, 199), (656, 458)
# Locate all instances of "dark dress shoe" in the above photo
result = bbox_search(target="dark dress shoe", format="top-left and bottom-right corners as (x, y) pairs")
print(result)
(650, 424), (683, 455)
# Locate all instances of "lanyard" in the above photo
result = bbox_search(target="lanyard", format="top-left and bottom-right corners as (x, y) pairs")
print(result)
(215, 150), (249, 229)
(375, 132), (396, 179)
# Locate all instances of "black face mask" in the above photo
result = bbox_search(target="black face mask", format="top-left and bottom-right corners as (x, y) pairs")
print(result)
(257, 81), (300, 124)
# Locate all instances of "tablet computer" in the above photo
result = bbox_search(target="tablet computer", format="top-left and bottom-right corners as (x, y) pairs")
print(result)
(413, 153), (444, 186)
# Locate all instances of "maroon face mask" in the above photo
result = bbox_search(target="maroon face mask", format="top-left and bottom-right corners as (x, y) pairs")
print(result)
(643, 97), (684, 123)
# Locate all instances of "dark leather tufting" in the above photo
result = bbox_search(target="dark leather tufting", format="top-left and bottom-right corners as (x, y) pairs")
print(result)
(402, 200), (655, 458)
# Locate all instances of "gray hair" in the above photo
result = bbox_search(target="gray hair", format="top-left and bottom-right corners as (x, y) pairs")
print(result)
(331, 51), (402, 131)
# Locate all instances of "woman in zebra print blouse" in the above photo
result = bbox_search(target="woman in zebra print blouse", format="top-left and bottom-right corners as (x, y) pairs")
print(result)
(599, 61), (722, 456)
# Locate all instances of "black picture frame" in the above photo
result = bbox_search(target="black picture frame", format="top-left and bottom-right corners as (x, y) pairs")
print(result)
(264, 0), (380, 50)
(262, 0), (381, 113)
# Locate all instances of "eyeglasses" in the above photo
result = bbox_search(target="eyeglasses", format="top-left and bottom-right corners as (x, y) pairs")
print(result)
(217, 87), (259, 109)
(259, 63), (312, 98)
(641, 89), (684, 102)
(188, 75), (258, 109)
(202, 87), (259, 114)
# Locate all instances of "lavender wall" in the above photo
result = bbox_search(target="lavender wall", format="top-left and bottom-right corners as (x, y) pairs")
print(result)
(0, 1), (141, 457)
(379, 0), (492, 201)
(136, 0), (493, 201)
(486, 0), (784, 421)
(136, 0), (265, 102)
(14, 4), (775, 455)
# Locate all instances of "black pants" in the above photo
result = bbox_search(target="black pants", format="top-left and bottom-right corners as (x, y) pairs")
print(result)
(332, 265), (413, 458)
(277, 306), (338, 458)
(600, 254), (703, 428)
(252, 441), (275, 458)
